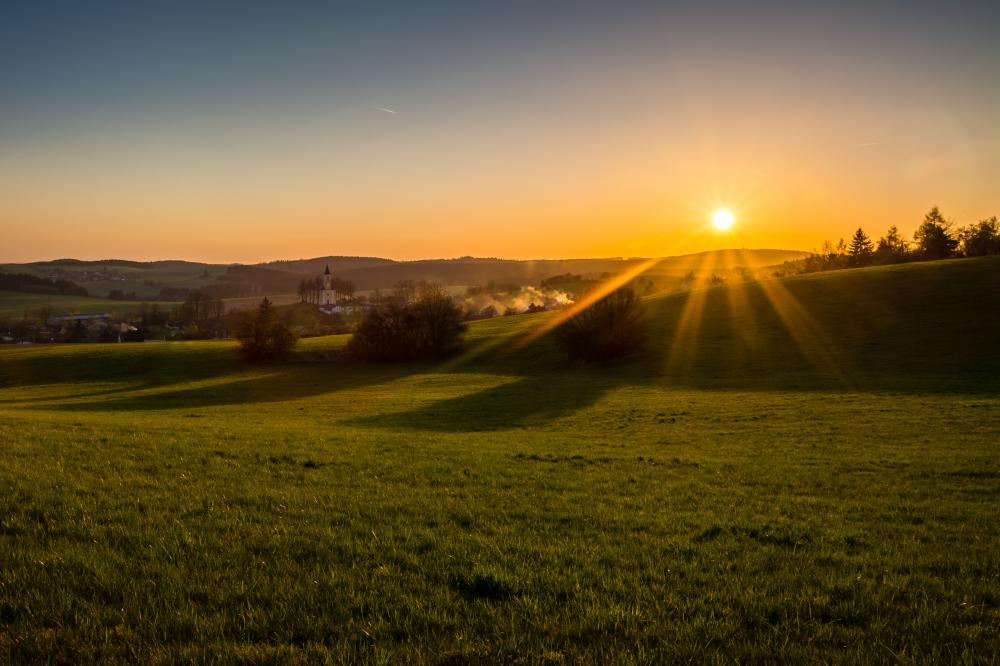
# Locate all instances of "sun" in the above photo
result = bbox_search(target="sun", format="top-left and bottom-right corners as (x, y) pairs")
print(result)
(711, 208), (735, 231)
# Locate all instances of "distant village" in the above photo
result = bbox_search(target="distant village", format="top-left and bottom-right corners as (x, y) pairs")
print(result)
(1, 264), (592, 345)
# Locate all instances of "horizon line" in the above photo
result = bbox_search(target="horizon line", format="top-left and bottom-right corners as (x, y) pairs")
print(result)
(2, 247), (807, 267)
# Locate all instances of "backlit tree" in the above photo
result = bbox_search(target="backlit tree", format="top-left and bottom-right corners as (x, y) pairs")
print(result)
(847, 228), (874, 267)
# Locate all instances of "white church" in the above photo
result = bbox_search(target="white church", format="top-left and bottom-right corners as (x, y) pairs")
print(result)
(319, 265), (337, 306)
(314, 265), (367, 314)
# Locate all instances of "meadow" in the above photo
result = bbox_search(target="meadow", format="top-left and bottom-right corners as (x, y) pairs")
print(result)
(1, 258), (999, 662)
(0, 261), (230, 303)
(0, 291), (178, 321)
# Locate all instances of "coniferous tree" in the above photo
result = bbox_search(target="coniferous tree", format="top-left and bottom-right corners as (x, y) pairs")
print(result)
(847, 228), (874, 267)
(914, 207), (958, 260)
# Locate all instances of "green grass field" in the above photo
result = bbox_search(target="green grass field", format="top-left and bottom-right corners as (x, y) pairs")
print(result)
(0, 291), (177, 321)
(0, 261), (229, 302)
(2, 258), (999, 662)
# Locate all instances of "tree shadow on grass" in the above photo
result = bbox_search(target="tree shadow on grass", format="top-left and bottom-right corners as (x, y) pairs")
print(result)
(1, 343), (236, 391)
(1, 383), (157, 405)
(26, 363), (424, 413)
(343, 371), (620, 432)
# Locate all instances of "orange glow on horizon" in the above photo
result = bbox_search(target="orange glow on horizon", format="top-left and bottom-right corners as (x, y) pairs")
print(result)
(2, 94), (996, 264)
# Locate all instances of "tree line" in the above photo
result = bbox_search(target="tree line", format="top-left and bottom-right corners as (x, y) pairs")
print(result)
(0, 272), (89, 296)
(298, 276), (356, 305)
(783, 208), (1000, 275)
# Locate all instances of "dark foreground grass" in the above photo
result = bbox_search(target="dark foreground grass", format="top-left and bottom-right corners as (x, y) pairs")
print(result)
(1, 258), (999, 662)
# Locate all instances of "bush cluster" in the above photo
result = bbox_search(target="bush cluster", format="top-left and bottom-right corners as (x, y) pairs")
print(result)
(348, 293), (467, 362)
(555, 288), (647, 362)
(236, 298), (298, 361)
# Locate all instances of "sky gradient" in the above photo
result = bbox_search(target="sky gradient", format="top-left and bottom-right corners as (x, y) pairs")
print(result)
(2, 1), (998, 263)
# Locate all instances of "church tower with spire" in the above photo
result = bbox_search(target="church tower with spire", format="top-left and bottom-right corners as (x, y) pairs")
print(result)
(319, 265), (337, 306)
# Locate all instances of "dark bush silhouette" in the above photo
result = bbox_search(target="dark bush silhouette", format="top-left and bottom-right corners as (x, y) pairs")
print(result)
(349, 293), (467, 362)
(236, 298), (298, 361)
(960, 216), (1000, 257)
(410, 294), (468, 357)
(556, 288), (647, 362)
(874, 225), (910, 264)
(348, 303), (410, 361)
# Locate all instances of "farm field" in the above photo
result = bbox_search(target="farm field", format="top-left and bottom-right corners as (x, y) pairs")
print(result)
(0, 261), (229, 302)
(0, 291), (177, 320)
(2, 258), (999, 662)
(1, 289), (306, 322)
(222, 293), (300, 312)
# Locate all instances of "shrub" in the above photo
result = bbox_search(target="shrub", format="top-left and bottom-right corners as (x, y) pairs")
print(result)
(960, 216), (1000, 257)
(236, 298), (298, 361)
(556, 287), (647, 361)
(874, 225), (910, 264)
(348, 293), (467, 362)
(347, 303), (411, 361)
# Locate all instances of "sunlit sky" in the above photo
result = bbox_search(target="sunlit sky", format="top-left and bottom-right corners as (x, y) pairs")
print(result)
(2, 1), (998, 263)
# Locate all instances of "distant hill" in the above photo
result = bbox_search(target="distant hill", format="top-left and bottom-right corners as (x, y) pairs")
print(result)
(1, 249), (809, 302)
(643, 248), (808, 273)
(320, 258), (645, 291)
(0, 260), (229, 301)
(269, 250), (808, 291)
(24, 259), (210, 270)
(221, 265), (304, 296)
(259, 256), (398, 275)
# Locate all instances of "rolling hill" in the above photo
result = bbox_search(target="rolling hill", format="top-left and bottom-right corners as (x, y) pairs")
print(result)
(1, 249), (809, 306)
(0, 259), (228, 301)
(271, 249), (808, 291)
(5, 256), (996, 389)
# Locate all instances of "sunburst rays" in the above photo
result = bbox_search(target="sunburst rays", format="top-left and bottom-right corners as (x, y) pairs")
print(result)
(431, 247), (847, 390)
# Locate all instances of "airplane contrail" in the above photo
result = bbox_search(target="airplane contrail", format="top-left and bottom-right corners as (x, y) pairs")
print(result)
(375, 107), (398, 114)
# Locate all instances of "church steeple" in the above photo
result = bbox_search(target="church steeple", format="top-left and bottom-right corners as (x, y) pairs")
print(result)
(319, 264), (335, 306)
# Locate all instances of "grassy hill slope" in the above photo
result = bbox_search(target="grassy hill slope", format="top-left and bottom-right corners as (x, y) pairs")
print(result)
(643, 256), (1000, 391)
(1, 257), (998, 662)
